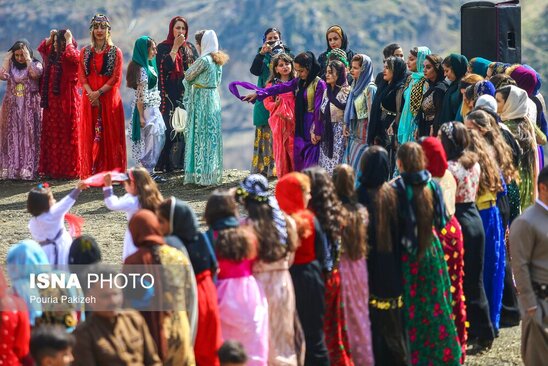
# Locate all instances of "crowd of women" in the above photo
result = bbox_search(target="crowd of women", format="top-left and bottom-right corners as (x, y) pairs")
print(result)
(1, 18), (547, 366)
(0, 14), (227, 185)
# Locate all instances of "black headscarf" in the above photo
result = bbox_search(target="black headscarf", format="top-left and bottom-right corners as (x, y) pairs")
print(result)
(295, 51), (321, 138)
(8, 39), (37, 70)
(68, 235), (101, 265)
(440, 54), (468, 123)
(170, 197), (217, 275)
(368, 56), (407, 145)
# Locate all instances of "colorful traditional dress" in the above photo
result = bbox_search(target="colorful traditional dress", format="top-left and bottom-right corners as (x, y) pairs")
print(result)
(38, 37), (82, 179)
(78, 44), (126, 177)
(183, 53), (223, 185)
(397, 46), (431, 144)
(256, 56), (326, 171)
(0, 59), (42, 180)
(263, 80), (296, 177)
(394, 174), (461, 365)
(250, 49), (276, 177)
(318, 83), (350, 175)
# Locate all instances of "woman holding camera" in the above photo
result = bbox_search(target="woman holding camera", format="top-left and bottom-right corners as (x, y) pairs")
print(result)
(249, 27), (290, 178)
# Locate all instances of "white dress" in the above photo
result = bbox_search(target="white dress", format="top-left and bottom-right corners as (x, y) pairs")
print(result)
(103, 186), (140, 259)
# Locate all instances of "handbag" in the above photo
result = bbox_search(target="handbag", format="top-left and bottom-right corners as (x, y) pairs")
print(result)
(170, 106), (187, 141)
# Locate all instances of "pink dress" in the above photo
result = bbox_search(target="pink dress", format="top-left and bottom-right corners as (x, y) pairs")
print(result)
(217, 258), (269, 366)
(339, 255), (374, 366)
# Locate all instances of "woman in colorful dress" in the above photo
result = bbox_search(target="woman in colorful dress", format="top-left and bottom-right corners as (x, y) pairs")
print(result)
(398, 46), (431, 144)
(249, 27), (290, 177)
(317, 25), (355, 80)
(275, 172), (330, 366)
(303, 167), (351, 365)
(318, 60), (350, 175)
(263, 52), (296, 177)
(78, 14), (126, 177)
(496, 85), (545, 210)
(183, 30), (228, 185)
(125, 209), (196, 365)
(420, 137), (467, 362)
(333, 164), (374, 366)
(440, 54), (468, 124)
(342, 54), (376, 173)
(243, 51), (327, 171)
(205, 190), (268, 366)
(126, 36), (166, 177)
(0, 39), (42, 180)
(394, 142), (461, 365)
(38, 29), (81, 179)
(236, 174), (304, 366)
(440, 122), (495, 351)
(356, 146), (409, 365)
(156, 16), (198, 173)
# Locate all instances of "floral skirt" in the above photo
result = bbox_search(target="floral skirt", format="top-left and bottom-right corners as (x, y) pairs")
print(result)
(252, 125), (276, 177)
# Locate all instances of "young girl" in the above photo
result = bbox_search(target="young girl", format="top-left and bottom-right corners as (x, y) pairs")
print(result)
(343, 54), (376, 174)
(205, 189), (268, 366)
(127, 36), (166, 178)
(235, 174), (304, 365)
(303, 166), (351, 365)
(103, 167), (163, 260)
(318, 60), (350, 175)
(263, 53), (296, 177)
(27, 181), (88, 265)
(333, 164), (374, 366)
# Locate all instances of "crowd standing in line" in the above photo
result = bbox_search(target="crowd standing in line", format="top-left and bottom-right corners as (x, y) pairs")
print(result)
(0, 15), (547, 366)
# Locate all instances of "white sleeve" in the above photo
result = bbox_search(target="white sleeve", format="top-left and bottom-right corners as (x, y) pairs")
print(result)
(48, 189), (80, 218)
(103, 187), (138, 212)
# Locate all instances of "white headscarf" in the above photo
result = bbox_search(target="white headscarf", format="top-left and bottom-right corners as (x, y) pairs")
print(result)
(200, 29), (219, 57)
(475, 94), (497, 114)
(500, 85), (529, 121)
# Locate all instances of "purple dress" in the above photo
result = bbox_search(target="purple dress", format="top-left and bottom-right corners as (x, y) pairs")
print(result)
(0, 62), (43, 180)
(257, 77), (327, 171)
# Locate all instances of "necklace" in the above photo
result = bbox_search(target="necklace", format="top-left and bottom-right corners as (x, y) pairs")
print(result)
(95, 42), (107, 52)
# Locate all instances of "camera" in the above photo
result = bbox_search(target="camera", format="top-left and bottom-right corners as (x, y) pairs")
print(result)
(266, 40), (285, 55)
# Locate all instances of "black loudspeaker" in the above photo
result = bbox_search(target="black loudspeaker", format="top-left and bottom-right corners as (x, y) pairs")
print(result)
(461, 1), (521, 64)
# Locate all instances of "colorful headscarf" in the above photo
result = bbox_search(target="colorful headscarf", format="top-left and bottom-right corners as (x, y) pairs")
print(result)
(522, 64), (542, 96)
(510, 66), (538, 97)
(344, 54), (373, 125)
(237, 174), (288, 245)
(326, 48), (349, 67)
(489, 61), (510, 77)
(473, 80), (496, 100)
(470, 57), (491, 77)
(160, 16), (194, 81)
(420, 137), (448, 178)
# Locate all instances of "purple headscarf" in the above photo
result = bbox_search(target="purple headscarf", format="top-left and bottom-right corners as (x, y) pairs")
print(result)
(510, 66), (538, 97)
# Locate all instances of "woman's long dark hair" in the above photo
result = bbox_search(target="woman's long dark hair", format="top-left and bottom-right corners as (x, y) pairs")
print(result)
(397, 143), (434, 257)
(303, 167), (345, 248)
(333, 164), (368, 260)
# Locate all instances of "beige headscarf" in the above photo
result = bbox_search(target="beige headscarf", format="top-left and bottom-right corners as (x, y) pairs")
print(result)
(499, 85), (528, 121)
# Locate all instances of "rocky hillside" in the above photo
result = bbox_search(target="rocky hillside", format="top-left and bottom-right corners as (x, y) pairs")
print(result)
(0, 0), (546, 169)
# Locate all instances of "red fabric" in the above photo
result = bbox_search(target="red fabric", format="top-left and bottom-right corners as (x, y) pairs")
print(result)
(437, 215), (467, 363)
(324, 269), (354, 366)
(37, 40), (82, 179)
(263, 82), (296, 177)
(160, 16), (189, 81)
(194, 270), (222, 366)
(78, 45), (126, 178)
(0, 271), (31, 365)
(421, 137), (448, 178)
(83, 169), (127, 187)
(64, 213), (84, 237)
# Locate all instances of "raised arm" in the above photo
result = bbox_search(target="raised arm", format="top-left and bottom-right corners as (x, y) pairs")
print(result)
(49, 189), (81, 218)
(256, 77), (298, 101)
(103, 187), (137, 212)
(183, 56), (207, 83)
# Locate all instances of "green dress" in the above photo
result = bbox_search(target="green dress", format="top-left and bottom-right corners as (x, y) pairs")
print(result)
(182, 55), (223, 186)
(400, 180), (462, 365)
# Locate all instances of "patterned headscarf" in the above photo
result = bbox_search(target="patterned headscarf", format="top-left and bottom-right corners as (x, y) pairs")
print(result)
(326, 48), (349, 67)
(473, 80), (496, 100)
(236, 174), (288, 245)
(344, 54), (373, 125)
(489, 62), (510, 77)
(89, 14), (111, 30)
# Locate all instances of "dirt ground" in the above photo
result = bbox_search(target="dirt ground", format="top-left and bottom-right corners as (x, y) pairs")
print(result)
(0, 170), (524, 365)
